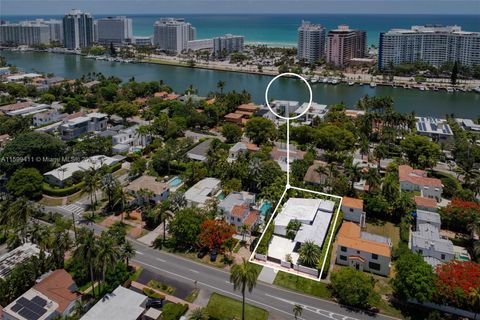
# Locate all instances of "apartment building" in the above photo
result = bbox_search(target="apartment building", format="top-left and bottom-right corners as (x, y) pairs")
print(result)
(379, 25), (480, 69)
(297, 21), (326, 64)
(213, 34), (244, 56)
(153, 18), (196, 53)
(63, 9), (94, 50)
(97, 16), (133, 45)
(0, 21), (51, 45)
(326, 25), (366, 67)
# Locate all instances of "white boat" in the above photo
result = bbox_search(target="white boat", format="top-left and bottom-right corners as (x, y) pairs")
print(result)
(369, 82), (377, 88)
(331, 79), (339, 85)
(323, 77), (329, 83)
(474, 87), (480, 93)
(419, 86), (426, 91)
(310, 76), (319, 83)
(446, 87), (454, 93)
(348, 81), (355, 86)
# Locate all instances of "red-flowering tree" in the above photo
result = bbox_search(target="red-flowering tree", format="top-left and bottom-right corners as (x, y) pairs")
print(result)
(198, 220), (236, 251)
(440, 198), (480, 234)
(435, 260), (480, 310)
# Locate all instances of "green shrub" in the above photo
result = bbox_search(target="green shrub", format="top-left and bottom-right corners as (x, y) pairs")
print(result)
(143, 287), (165, 300)
(42, 181), (85, 197)
(256, 223), (274, 255)
(161, 303), (188, 320)
(319, 210), (343, 278)
(107, 162), (122, 173)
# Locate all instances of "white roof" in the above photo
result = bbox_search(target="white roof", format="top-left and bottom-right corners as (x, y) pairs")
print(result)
(0, 243), (41, 279)
(185, 178), (221, 207)
(44, 155), (119, 182)
(294, 102), (328, 116)
(81, 286), (146, 320)
(7, 73), (41, 81)
(275, 198), (323, 227)
(268, 235), (299, 264)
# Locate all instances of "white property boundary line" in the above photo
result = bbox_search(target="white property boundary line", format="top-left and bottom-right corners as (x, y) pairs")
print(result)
(249, 76), (343, 281)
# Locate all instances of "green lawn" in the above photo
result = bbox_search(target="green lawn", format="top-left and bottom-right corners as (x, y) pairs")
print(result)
(364, 221), (401, 247)
(273, 271), (332, 299)
(205, 293), (269, 320)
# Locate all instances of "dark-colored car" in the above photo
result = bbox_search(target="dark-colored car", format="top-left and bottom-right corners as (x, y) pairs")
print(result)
(197, 246), (209, 259)
(210, 249), (218, 262)
(146, 298), (163, 309)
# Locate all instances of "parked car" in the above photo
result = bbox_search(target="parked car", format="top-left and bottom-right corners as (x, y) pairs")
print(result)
(146, 298), (163, 309)
(197, 246), (209, 259)
(210, 249), (218, 262)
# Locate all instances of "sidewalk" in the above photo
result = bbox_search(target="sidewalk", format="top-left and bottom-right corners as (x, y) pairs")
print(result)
(130, 281), (200, 310)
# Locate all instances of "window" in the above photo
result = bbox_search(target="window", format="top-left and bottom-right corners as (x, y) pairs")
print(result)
(340, 246), (347, 252)
(369, 262), (381, 271)
(339, 255), (347, 261)
(349, 208), (354, 212)
(441, 254), (445, 260)
(418, 249), (423, 254)
(372, 253), (378, 260)
(357, 250), (360, 254)
(237, 218), (241, 222)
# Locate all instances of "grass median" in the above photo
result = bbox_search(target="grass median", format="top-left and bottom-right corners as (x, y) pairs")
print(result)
(205, 293), (269, 320)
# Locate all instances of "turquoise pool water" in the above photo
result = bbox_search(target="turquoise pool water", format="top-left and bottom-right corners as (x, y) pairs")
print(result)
(260, 202), (272, 216)
(169, 177), (183, 187)
(217, 192), (225, 201)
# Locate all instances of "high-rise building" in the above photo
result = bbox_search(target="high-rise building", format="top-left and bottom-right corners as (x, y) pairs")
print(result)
(153, 18), (196, 53)
(297, 21), (326, 64)
(326, 25), (366, 67)
(97, 16), (133, 45)
(63, 9), (94, 50)
(0, 21), (51, 45)
(213, 34), (244, 56)
(379, 25), (480, 70)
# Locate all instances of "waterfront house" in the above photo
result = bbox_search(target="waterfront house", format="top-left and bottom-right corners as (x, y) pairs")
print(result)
(336, 221), (392, 276)
(293, 102), (328, 124)
(399, 165), (443, 202)
(184, 177), (222, 208)
(415, 117), (454, 142)
(270, 143), (306, 172)
(125, 175), (170, 205)
(341, 196), (366, 227)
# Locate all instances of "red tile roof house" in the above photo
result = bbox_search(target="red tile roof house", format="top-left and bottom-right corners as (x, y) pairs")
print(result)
(219, 192), (260, 233)
(398, 165), (443, 202)
(341, 197), (366, 227)
(2, 269), (80, 319)
(414, 196), (438, 212)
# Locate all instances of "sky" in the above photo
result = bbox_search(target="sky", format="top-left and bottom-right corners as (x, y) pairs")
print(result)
(1, 0), (479, 15)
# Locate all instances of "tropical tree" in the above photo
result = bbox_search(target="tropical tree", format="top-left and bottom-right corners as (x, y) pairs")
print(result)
(298, 240), (321, 268)
(330, 267), (379, 309)
(96, 232), (120, 292)
(121, 240), (135, 267)
(230, 258), (260, 320)
(293, 304), (303, 319)
(217, 80), (226, 95)
(73, 228), (98, 297)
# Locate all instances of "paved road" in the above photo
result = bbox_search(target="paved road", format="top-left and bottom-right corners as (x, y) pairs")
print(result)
(39, 205), (397, 320)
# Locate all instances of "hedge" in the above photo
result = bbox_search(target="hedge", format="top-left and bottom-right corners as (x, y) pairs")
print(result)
(256, 222), (274, 255)
(143, 287), (165, 300)
(161, 303), (188, 320)
(319, 210), (343, 279)
(42, 181), (85, 197)
(107, 162), (122, 173)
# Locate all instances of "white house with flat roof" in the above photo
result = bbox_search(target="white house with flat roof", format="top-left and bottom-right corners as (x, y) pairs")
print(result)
(293, 102), (328, 124)
(0, 243), (42, 279)
(59, 112), (107, 140)
(185, 177), (222, 208)
(266, 198), (335, 273)
(44, 155), (121, 187)
(80, 286), (147, 320)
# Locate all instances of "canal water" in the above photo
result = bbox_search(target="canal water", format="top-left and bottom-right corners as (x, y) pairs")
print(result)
(2, 51), (479, 118)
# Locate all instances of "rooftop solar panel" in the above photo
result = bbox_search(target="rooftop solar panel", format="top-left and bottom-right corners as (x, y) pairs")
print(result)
(11, 303), (22, 312)
(32, 296), (47, 307)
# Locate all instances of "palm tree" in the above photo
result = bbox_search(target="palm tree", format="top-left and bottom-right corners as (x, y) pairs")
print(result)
(239, 224), (250, 242)
(96, 232), (120, 292)
(113, 185), (128, 217)
(467, 213), (480, 239)
(121, 240), (135, 267)
(73, 300), (87, 318)
(216, 80), (226, 95)
(189, 307), (209, 320)
(230, 258), (259, 320)
(73, 228), (98, 297)
(346, 162), (362, 195)
(169, 192), (187, 212)
(298, 240), (321, 268)
(473, 241), (480, 260)
(83, 169), (100, 219)
(364, 167), (381, 192)
(293, 304), (303, 319)
(101, 173), (118, 212)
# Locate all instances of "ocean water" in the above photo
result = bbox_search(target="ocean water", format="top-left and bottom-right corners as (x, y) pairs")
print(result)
(2, 14), (480, 46)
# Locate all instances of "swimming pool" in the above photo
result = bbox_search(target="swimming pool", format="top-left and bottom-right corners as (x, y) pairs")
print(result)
(169, 177), (183, 187)
(259, 202), (272, 216)
(217, 192), (225, 201)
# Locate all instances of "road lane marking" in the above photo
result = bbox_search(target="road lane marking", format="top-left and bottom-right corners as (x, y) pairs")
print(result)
(136, 251), (145, 255)
(265, 294), (360, 320)
(132, 259), (336, 320)
(189, 269), (199, 274)
(156, 258), (166, 262)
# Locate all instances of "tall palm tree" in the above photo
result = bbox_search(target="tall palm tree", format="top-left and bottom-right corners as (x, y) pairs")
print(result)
(101, 173), (118, 212)
(364, 167), (381, 192)
(298, 240), (321, 268)
(240, 224), (250, 242)
(83, 169), (100, 219)
(96, 232), (120, 292)
(9, 198), (33, 242)
(346, 162), (362, 195)
(293, 304), (303, 319)
(216, 80), (226, 95)
(74, 228), (98, 297)
(121, 240), (135, 267)
(230, 258), (260, 320)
